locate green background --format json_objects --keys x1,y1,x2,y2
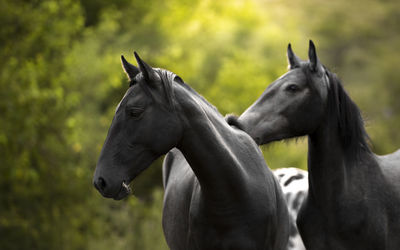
[{"x1": 1, "y1": 0, "x2": 399, "y2": 249}]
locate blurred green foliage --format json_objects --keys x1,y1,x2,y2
[{"x1": 0, "y1": 0, "x2": 399, "y2": 249}]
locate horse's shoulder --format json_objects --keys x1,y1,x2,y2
[
  {"x1": 163, "y1": 148, "x2": 186, "y2": 188},
  {"x1": 231, "y1": 126, "x2": 263, "y2": 155}
]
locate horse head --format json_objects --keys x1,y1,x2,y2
[
  {"x1": 237, "y1": 41, "x2": 330, "y2": 144},
  {"x1": 93, "y1": 53, "x2": 183, "y2": 200}
]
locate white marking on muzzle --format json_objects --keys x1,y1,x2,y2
[{"x1": 122, "y1": 181, "x2": 132, "y2": 193}]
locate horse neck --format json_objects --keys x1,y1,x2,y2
[
  {"x1": 173, "y1": 84, "x2": 251, "y2": 200},
  {"x1": 307, "y1": 115, "x2": 376, "y2": 209}
]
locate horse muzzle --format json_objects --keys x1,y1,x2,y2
[{"x1": 93, "y1": 176, "x2": 132, "y2": 200}]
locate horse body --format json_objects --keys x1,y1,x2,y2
[
  {"x1": 299, "y1": 126, "x2": 400, "y2": 250},
  {"x1": 161, "y1": 82, "x2": 288, "y2": 250},
  {"x1": 379, "y1": 149, "x2": 400, "y2": 185},
  {"x1": 235, "y1": 41, "x2": 400, "y2": 249},
  {"x1": 93, "y1": 53, "x2": 289, "y2": 250}
]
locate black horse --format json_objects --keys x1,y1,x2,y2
[
  {"x1": 232, "y1": 41, "x2": 400, "y2": 249},
  {"x1": 93, "y1": 53, "x2": 289, "y2": 250}
]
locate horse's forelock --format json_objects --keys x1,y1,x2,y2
[{"x1": 300, "y1": 63, "x2": 329, "y2": 97}]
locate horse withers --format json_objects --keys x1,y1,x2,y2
[
  {"x1": 232, "y1": 41, "x2": 400, "y2": 250},
  {"x1": 93, "y1": 53, "x2": 290, "y2": 250}
]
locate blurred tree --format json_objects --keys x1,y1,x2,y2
[{"x1": 0, "y1": 0, "x2": 87, "y2": 249}]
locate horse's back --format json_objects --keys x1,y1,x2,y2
[
  {"x1": 377, "y1": 149, "x2": 400, "y2": 192},
  {"x1": 162, "y1": 148, "x2": 196, "y2": 250},
  {"x1": 374, "y1": 149, "x2": 400, "y2": 249},
  {"x1": 378, "y1": 149, "x2": 400, "y2": 164}
]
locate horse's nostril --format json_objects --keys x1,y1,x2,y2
[
  {"x1": 94, "y1": 177, "x2": 107, "y2": 192},
  {"x1": 99, "y1": 177, "x2": 106, "y2": 189}
]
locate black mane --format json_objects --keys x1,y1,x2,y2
[
  {"x1": 324, "y1": 68, "x2": 371, "y2": 157},
  {"x1": 156, "y1": 68, "x2": 176, "y2": 109},
  {"x1": 155, "y1": 68, "x2": 220, "y2": 114}
]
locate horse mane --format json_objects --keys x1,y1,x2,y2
[
  {"x1": 155, "y1": 68, "x2": 220, "y2": 114},
  {"x1": 311, "y1": 66, "x2": 371, "y2": 158},
  {"x1": 155, "y1": 68, "x2": 176, "y2": 109}
]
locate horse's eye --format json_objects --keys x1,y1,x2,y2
[
  {"x1": 127, "y1": 107, "x2": 144, "y2": 118},
  {"x1": 286, "y1": 84, "x2": 299, "y2": 92}
]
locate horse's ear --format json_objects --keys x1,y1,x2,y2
[
  {"x1": 134, "y1": 51, "x2": 159, "y2": 86},
  {"x1": 287, "y1": 43, "x2": 301, "y2": 69},
  {"x1": 308, "y1": 40, "x2": 322, "y2": 72},
  {"x1": 121, "y1": 55, "x2": 139, "y2": 81}
]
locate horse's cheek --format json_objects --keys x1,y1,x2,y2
[{"x1": 156, "y1": 115, "x2": 182, "y2": 154}]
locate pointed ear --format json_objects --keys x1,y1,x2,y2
[
  {"x1": 308, "y1": 40, "x2": 321, "y2": 72},
  {"x1": 287, "y1": 43, "x2": 301, "y2": 69},
  {"x1": 121, "y1": 55, "x2": 139, "y2": 81},
  {"x1": 134, "y1": 51, "x2": 159, "y2": 86}
]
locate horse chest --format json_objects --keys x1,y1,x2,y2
[
  {"x1": 188, "y1": 223, "x2": 259, "y2": 250},
  {"x1": 299, "y1": 197, "x2": 387, "y2": 250},
  {"x1": 188, "y1": 223, "x2": 267, "y2": 250},
  {"x1": 187, "y1": 195, "x2": 269, "y2": 250},
  {"x1": 333, "y1": 200, "x2": 368, "y2": 230}
]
